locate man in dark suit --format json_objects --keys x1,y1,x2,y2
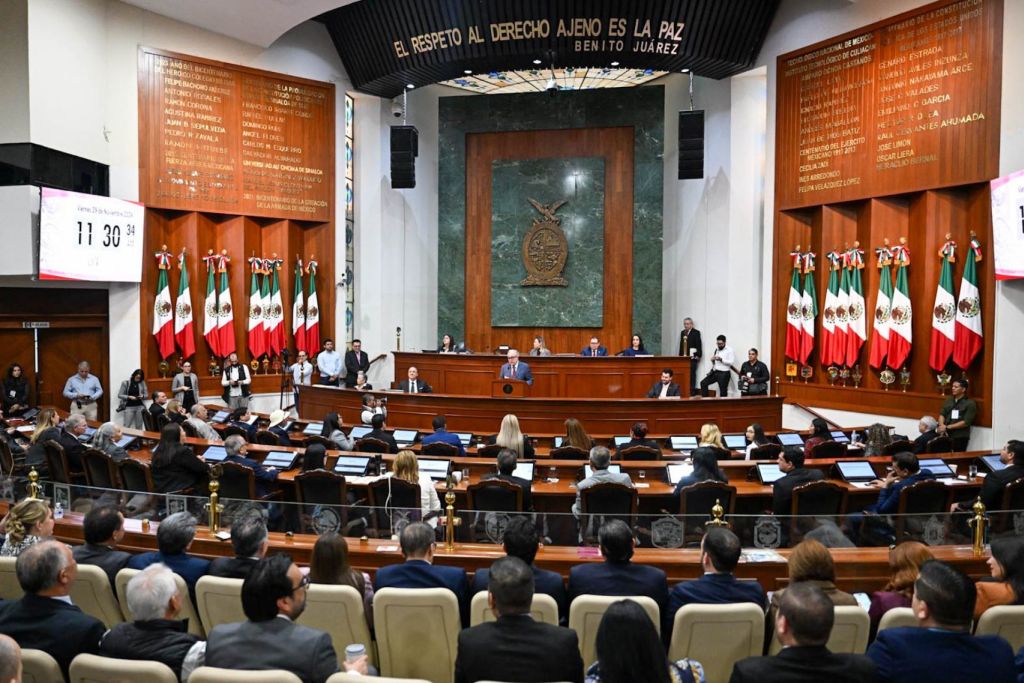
[
  {"x1": 204, "y1": 555, "x2": 342, "y2": 683},
  {"x1": 910, "y1": 416, "x2": 939, "y2": 454},
  {"x1": 363, "y1": 413, "x2": 399, "y2": 453},
  {"x1": 480, "y1": 448, "x2": 533, "y2": 511},
  {"x1": 847, "y1": 451, "x2": 935, "y2": 545},
  {"x1": 498, "y1": 349, "x2": 533, "y2": 386},
  {"x1": 953, "y1": 439, "x2": 1024, "y2": 513},
  {"x1": 567, "y1": 519, "x2": 668, "y2": 617},
  {"x1": 149, "y1": 390, "x2": 168, "y2": 419},
  {"x1": 128, "y1": 512, "x2": 211, "y2": 596},
  {"x1": 678, "y1": 317, "x2": 703, "y2": 396},
  {"x1": 730, "y1": 582, "x2": 876, "y2": 683},
  {"x1": 456, "y1": 557, "x2": 583, "y2": 683},
  {"x1": 772, "y1": 446, "x2": 824, "y2": 515},
  {"x1": 72, "y1": 505, "x2": 132, "y2": 587},
  {"x1": 580, "y1": 336, "x2": 608, "y2": 356},
  {"x1": 58, "y1": 413, "x2": 88, "y2": 472},
  {"x1": 222, "y1": 435, "x2": 280, "y2": 498},
  {"x1": 343, "y1": 338, "x2": 371, "y2": 388},
  {"x1": 646, "y1": 368, "x2": 681, "y2": 399},
  {"x1": 470, "y1": 516, "x2": 568, "y2": 623},
  {"x1": 208, "y1": 510, "x2": 268, "y2": 579},
  {"x1": 420, "y1": 415, "x2": 466, "y2": 456},
  {"x1": 374, "y1": 522, "x2": 469, "y2": 624},
  {"x1": 0, "y1": 541, "x2": 106, "y2": 677},
  {"x1": 666, "y1": 527, "x2": 765, "y2": 637},
  {"x1": 615, "y1": 422, "x2": 663, "y2": 457},
  {"x1": 396, "y1": 366, "x2": 432, "y2": 393},
  {"x1": 867, "y1": 560, "x2": 1016, "y2": 683}
]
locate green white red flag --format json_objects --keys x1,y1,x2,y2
[
  {"x1": 292, "y1": 258, "x2": 306, "y2": 353},
  {"x1": 835, "y1": 252, "x2": 850, "y2": 366},
  {"x1": 785, "y1": 249, "x2": 803, "y2": 362},
  {"x1": 868, "y1": 245, "x2": 894, "y2": 369},
  {"x1": 953, "y1": 236, "x2": 984, "y2": 369},
  {"x1": 305, "y1": 258, "x2": 320, "y2": 353},
  {"x1": 267, "y1": 259, "x2": 286, "y2": 356},
  {"x1": 844, "y1": 246, "x2": 866, "y2": 366},
  {"x1": 202, "y1": 251, "x2": 220, "y2": 357},
  {"x1": 247, "y1": 256, "x2": 267, "y2": 359},
  {"x1": 929, "y1": 240, "x2": 957, "y2": 371},
  {"x1": 821, "y1": 251, "x2": 842, "y2": 366},
  {"x1": 216, "y1": 252, "x2": 235, "y2": 357},
  {"x1": 152, "y1": 249, "x2": 175, "y2": 359},
  {"x1": 175, "y1": 249, "x2": 195, "y2": 359},
  {"x1": 799, "y1": 251, "x2": 818, "y2": 365},
  {"x1": 887, "y1": 242, "x2": 913, "y2": 369}
]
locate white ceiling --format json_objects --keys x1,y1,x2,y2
[{"x1": 120, "y1": 0, "x2": 357, "y2": 48}]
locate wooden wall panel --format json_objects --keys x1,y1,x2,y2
[{"x1": 464, "y1": 127, "x2": 635, "y2": 354}]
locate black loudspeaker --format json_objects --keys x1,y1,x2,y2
[
  {"x1": 678, "y1": 111, "x2": 705, "y2": 180},
  {"x1": 390, "y1": 125, "x2": 418, "y2": 189}
]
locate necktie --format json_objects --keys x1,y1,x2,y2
[
  {"x1": 512, "y1": 364, "x2": 516, "y2": 377},
  {"x1": 412, "y1": 381, "x2": 417, "y2": 394}
]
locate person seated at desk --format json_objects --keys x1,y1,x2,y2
[
  {"x1": 858, "y1": 422, "x2": 893, "y2": 457},
  {"x1": 267, "y1": 409, "x2": 293, "y2": 446},
  {"x1": 952, "y1": 440, "x2": 1024, "y2": 514},
  {"x1": 766, "y1": 539, "x2": 858, "y2": 631},
  {"x1": 868, "y1": 541, "x2": 934, "y2": 636},
  {"x1": 803, "y1": 417, "x2": 833, "y2": 456},
  {"x1": 90, "y1": 422, "x2": 129, "y2": 462},
  {"x1": 321, "y1": 411, "x2": 353, "y2": 451},
  {"x1": 672, "y1": 447, "x2": 728, "y2": 496},
  {"x1": 208, "y1": 508, "x2": 268, "y2": 579},
  {"x1": 772, "y1": 446, "x2": 825, "y2": 515},
  {"x1": 646, "y1": 368, "x2": 681, "y2": 398},
  {"x1": 867, "y1": 560, "x2": 1016, "y2": 683},
  {"x1": 383, "y1": 451, "x2": 442, "y2": 527},
  {"x1": 302, "y1": 443, "x2": 327, "y2": 471},
  {"x1": 529, "y1": 335, "x2": 551, "y2": 356},
  {"x1": 149, "y1": 390, "x2": 169, "y2": 420},
  {"x1": 396, "y1": 366, "x2": 431, "y2": 393},
  {"x1": 352, "y1": 371, "x2": 372, "y2": 391},
  {"x1": 482, "y1": 448, "x2": 533, "y2": 511},
  {"x1": 26, "y1": 406, "x2": 59, "y2": 468},
  {"x1": 488, "y1": 413, "x2": 535, "y2": 459},
  {"x1": 562, "y1": 418, "x2": 595, "y2": 451},
  {"x1": 57, "y1": 413, "x2": 88, "y2": 472},
  {"x1": 72, "y1": 506, "x2": 132, "y2": 587},
  {"x1": 128, "y1": 512, "x2": 211, "y2": 596},
  {"x1": 846, "y1": 452, "x2": 935, "y2": 546},
  {"x1": 616, "y1": 421, "x2": 662, "y2": 457},
  {"x1": 498, "y1": 348, "x2": 533, "y2": 386},
  {"x1": 0, "y1": 498, "x2": 53, "y2": 557},
  {"x1": 185, "y1": 404, "x2": 221, "y2": 442},
  {"x1": 227, "y1": 406, "x2": 257, "y2": 441},
  {"x1": 420, "y1": 414, "x2": 465, "y2": 456},
  {"x1": 973, "y1": 536, "x2": 1024, "y2": 620},
  {"x1": 438, "y1": 333, "x2": 456, "y2": 353},
  {"x1": 224, "y1": 434, "x2": 279, "y2": 498},
  {"x1": 581, "y1": 336, "x2": 608, "y2": 357},
  {"x1": 364, "y1": 413, "x2": 398, "y2": 453},
  {"x1": 164, "y1": 399, "x2": 188, "y2": 425},
  {"x1": 572, "y1": 446, "x2": 633, "y2": 518},
  {"x1": 911, "y1": 415, "x2": 939, "y2": 455},
  {"x1": 151, "y1": 423, "x2": 208, "y2": 494},
  {"x1": 698, "y1": 422, "x2": 726, "y2": 451},
  {"x1": 744, "y1": 423, "x2": 772, "y2": 460},
  {"x1": 619, "y1": 333, "x2": 649, "y2": 356},
  {"x1": 0, "y1": 409, "x2": 26, "y2": 460}
]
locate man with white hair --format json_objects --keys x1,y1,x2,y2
[
  {"x1": 912, "y1": 415, "x2": 939, "y2": 455},
  {"x1": 57, "y1": 413, "x2": 89, "y2": 472},
  {"x1": 185, "y1": 404, "x2": 221, "y2": 442},
  {"x1": 63, "y1": 360, "x2": 102, "y2": 421},
  {"x1": 99, "y1": 563, "x2": 204, "y2": 682},
  {"x1": 0, "y1": 634, "x2": 20, "y2": 683},
  {"x1": 127, "y1": 512, "x2": 210, "y2": 595}
]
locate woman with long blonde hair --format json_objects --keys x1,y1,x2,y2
[
  {"x1": 0, "y1": 498, "x2": 54, "y2": 557},
  {"x1": 563, "y1": 418, "x2": 594, "y2": 451},
  {"x1": 491, "y1": 414, "x2": 535, "y2": 458},
  {"x1": 26, "y1": 407, "x2": 60, "y2": 467},
  {"x1": 698, "y1": 423, "x2": 725, "y2": 450},
  {"x1": 389, "y1": 450, "x2": 441, "y2": 527}
]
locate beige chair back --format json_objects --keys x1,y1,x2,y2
[
  {"x1": 69, "y1": 653, "x2": 178, "y2": 683},
  {"x1": 373, "y1": 587, "x2": 461, "y2": 683},
  {"x1": 115, "y1": 567, "x2": 204, "y2": 637},
  {"x1": 298, "y1": 584, "x2": 376, "y2": 668},
  {"x1": 876, "y1": 607, "x2": 918, "y2": 632},
  {"x1": 568, "y1": 594, "x2": 660, "y2": 669},
  {"x1": 469, "y1": 591, "x2": 559, "y2": 627},
  {"x1": 0, "y1": 556, "x2": 23, "y2": 600},
  {"x1": 195, "y1": 576, "x2": 246, "y2": 633},
  {"x1": 189, "y1": 667, "x2": 302, "y2": 683},
  {"x1": 975, "y1": 605, "x2": 1024, "y2": 651},
  {"x1": 768, "y1": 605, "x2": 870, "y2": 655},
  {"x1": 69, "y1": 564, "x2": 125, "y2": 628},
  {"x1": 668, "y1": 603, "x2": 764, "y2": 683},
  {"x1": 326, "y1": 676, "x2": 431, "y2": 683},
  {"x1": 21, "y1": 649, "x2": 62, "y2": 683}
]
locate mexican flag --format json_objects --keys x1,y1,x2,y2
[
  {"x1": 247, "y1": 257, "x2": 267, "y2": 359},
  {"x1": 203, "y1": 252, "x2": 220, "y2": 357},
  {"x1": 292, "y1": 258, "x2": 306, "y2": 353},
  {"x1": 799, "y1": 253, "x2": 818, "y2": 365},
  {"x1": 868, "y1": 249, "x2": 893, "y2": 369},
  {"x1": 820, "y1": 252, "x2": 841, "y2": 366},
  {"x1": 152, "y1": 251, "x2": 175, "y2": 359},
  {"x1": 929, "y1": 241, "x2": 956, "y2": 371},
  {"x1": 259, "y1": 259, "x2": 274, "y2": 355},
  {"x1": 835, "y1": 255, "x2": 850, "y2": 366},
  {"x1": 305, "y1": 259, "x2": 321, "y2": 353},
  {"x1": 887, "y1": 245, "x2": 913, "y2": 369},
  {"x1": 268, "y1": 259, "x2": 286, "y2": 356},
  {"x1": 175, "y1": 250, "x2": 196, "y2": 359},
  {"x1": 845, "y1": 247, "x2": 866, "y2": 367},
  {"x1": 784, "y1": 252, "x2": 803, "y2": 362},
  {"x1": 216, "y1": 253, "x2": 236, "y2": 357},
  {"x1": 953, "y1": 237, "x2": 984, "y2": 369}
]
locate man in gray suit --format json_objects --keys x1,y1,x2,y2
[
  {"x1": 203, "y1": 555, "x2": 345, "y2": 683},
  {"x1": 572, "y1": 445, "x2": 633, "y2": 518}
]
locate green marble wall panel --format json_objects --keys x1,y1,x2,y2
[
  {"x1": 490, "y1": 157, "x2": 604, "y2": 327},
  {"x1": 438, "y1": 86, "x2": 664, "y2": 350}
]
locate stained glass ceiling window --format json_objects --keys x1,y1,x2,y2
[{"x1": 441, "y1": 67, "x2": 667, "y2": 94}]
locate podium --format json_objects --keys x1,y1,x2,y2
[{"x1": 491, "y1": 378, "x2": 530, "y2": 398}]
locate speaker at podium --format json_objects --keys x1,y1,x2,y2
[{"x1": 491, "y1": 378, "x2": 530, "y2": 398}]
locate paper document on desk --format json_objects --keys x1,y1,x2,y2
[
  {"x1": 634, "y1": 483, "x2": 651, "y2": 488},
  {"x1": 741, "y1": 549, "x2": 785, "y2": 563},
  {"x1": 849, "y1": 481, "x2": 878, "y2": 488},
  {"x1": 15, "y1": 425, "x2": 33, "y2": 433}
]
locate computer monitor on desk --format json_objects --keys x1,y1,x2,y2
[
  {"x1": 454, "y1": 432, "x2": 473, "y2": 447},
  {"x1": 202, "y1": 446, "x2": 228, "y2": 462},
  {"x1": 755, "y1": 463, "x2": 786, "y2": 484},
  {"x1": 349, "y1": 425, "x2": 371, "y2": 440},
  {"x1": 666, "y1": 463, "x2": 695, "y2": 485},
  {"x1": 303, "y1": 422, "x2": 323, "y2": 436},
  {"x1": 776, "y1": 433, "x2": 805, "y2": 447},
  {"x1": 512, "y1": 461, "x2": 535, "y2": 481},
  {"x1": 669, "y1": 435, "x2": 698, "y2": 451},
  {"x1": 392, "y1": 429, "x2": 418, "y2": 447},
  {"x1": 419, "y1": 458, "x2": 452, "y2": 481},
  {"x1": 334, "y1": 455, "x2": 372, "y2": 476},
  {"x1": 723, "y1": 434, "x2": 747, "y2": 450},
  {"x1": 982, "y1": 454, "x2": 1007, "y2": 472},
  {"x1": 583, "y1": 464, "x2": 622, "y2": 479}
]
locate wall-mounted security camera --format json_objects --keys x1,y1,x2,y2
[{"x1": 390, "y1": 98, "x2": 404, "y2": 118}]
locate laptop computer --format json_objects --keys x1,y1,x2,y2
[
  {"x1": 334, "y1": 455, "x2": 372, "y2": 476},
  {"x1": 202, "y1": 445, "x2": 228, "y2": 462},
  {"x1": 613, "y1": 436, "x2": 631, "y2": 447},
  {"x1": 302, "y1": 422, "x2": 323, "y2": 436},
  {"x1": 723, "y1": 434, "x2": 747, "y2": 450},
  {"x1": 21, "y1": 408, "x2": 40, "y2": 421},
  {"x1": 830, "y1": 430, "x2": 850, "y2": 443},
  {"x1": 836, "y1": 460, "x2": 877, "y2": 482},
  {"x1": 980, "y1": 454, "x2": 1006, "y2": 473},
  {"x1": 454, "y1": 432, "x2": 473, "y2": 447},
  {"x1": 263, "y1": 451, "x2": 299, "y2": 469},
  {"x1": 210, "y1": 410, "x2": 231, "y2": 424},
  {"x1": 78, "y1": 426, "x2": 97, "y2": 442},
  {"x1": 512, "y1": 461, "x2": 535, "y2": 481},
  {"x1": 349, "y1": 425, "x2": 371, "y2": 440},
  {"x1": 115, "y1": 435, "x2": 138, "y2": 450},
  {"x1": 670, "y1": 435, "x2": 699, "y2": 451},
  {"x1": 392, "y1": 429, "x2": 418, "y2": 447},
  {"x1": 776, "y1": 432, "x2": 805, "y2": 447},
  {"x1": 584, "y1": 464, "x2": 622, "y2": 479},
  {"x1": 666, "y1": 462, "x2": 695, "y2": 485},
  {"x1": 553, "y1": 436, "x2": 564, "y2": 448},
  {"x1": 418, "y1": 458, "x2": 452, "y2": 482},
  {"x1": 918, "y1": 458, "x2": 957, "y2": 479},
  {"x1": 755, "y1": 463, "x2": 787, "y2": 484}
]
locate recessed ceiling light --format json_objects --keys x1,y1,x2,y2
[
  {"x1": 406, "y1": 83, "x2": 415, "y2": 89},
  {"x1": 681, "y1": 68, "x2": 690, "y2": 73},
  {"x1": 463, "y1": 69, "x2": 472, "y2": 75},
  {"x1": 532, "y1": 59, "x2": 542, "y2": 65},
  {"x1": 610, "y1": 61, "x2": 620, "y2": 67}
]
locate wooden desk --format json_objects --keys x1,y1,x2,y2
[
  {"x1": 394, "y1": 351, "x2": 692, "y2": 398},
  {"x1": 296, "y1": 385, "x2": 784, "y2": 436}
]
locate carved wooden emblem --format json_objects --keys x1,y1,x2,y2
[{"x1": 521, "y1": 198, "x2": 568, "y2": 287}]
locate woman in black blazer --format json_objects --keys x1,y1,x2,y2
[{"x1": 150, "y1": 423, "x2": 208, "y2": 493}]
